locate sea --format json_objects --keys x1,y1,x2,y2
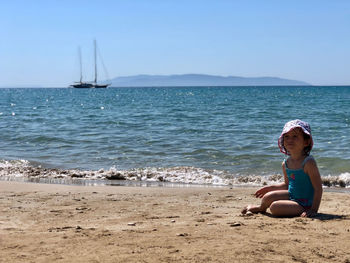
[{"x1": 0, "y1": 86, "x2": 349, "y2": 188}]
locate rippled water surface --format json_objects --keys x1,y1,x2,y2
[{"x1": 0, "y1": 86, "x2": 349, "y2": 185}]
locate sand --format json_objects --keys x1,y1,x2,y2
[{"x1": 0, "y1": 181, "x2": 349, "y2": 263}]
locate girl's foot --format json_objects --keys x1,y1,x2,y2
[{"x1": 241, "y1": 205, "x2": 262, "y2": 214}]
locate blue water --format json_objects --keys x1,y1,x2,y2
[{"x1": 0, "y1": 86, "x2": 349, "y2": 186}]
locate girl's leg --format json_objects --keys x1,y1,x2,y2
[
  {"x1": 269, "y1": 200, "x2": 305, "y2": 217},
  {"x1": 242, "y1": 190, "x2": 289, "y2": 214}
]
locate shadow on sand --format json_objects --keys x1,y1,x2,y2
[
  {"x1": 261, "y1": 212, "x2": 348, "y2": 221},
  {"x1": 312, "y1": 213, "x2": 348, "y2": 221}
]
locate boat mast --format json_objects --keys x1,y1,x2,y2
[
  {"x1": 94, "y1": 39, "x2": 97, "y2": 84},
  {"x1": 78, "y1": 46, "x2": 83, "y2": 83}
]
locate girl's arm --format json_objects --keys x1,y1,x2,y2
[
  {"x1": 302, "y1": 158, "x2": 323, "y2": 217},
  {"x1": 254, "y1": 162, "x2": 289, "y2": 198}
]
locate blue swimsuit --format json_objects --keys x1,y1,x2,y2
[{"x1": 284, "y1": 156, "x2": 314, "y2": 208}]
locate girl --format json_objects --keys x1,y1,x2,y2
[{"x1": 242, "y1": 119, "x2": 323, "y2": 217}]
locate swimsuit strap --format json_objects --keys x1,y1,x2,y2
[
  {"x1": 284, "y1": 155, "x2": 313, "y2": 169},
  {"x1": 301, "y1": 155, "x2": 314, "y2": 168}
]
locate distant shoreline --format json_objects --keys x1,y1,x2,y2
[
  {"x1": 108, "y1": 74, "x2": 311, "y2": 87},
  {"x1": 2, "y1": 73, "x2": 313, "y2": 88},
  {"x1": 2, "y1": 85, "x2": 350, "y2": 89}
]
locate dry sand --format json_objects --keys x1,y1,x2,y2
[{"x1": 0, "y1": 181, "x2": 349, "y2": 263}]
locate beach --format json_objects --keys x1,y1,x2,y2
[{"x1": 1, "y1": 181, "x2": 349, "y2": 263}]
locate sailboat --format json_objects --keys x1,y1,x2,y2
[{"x1": 71, "y1": 40, "x2": 110, "y2": 88}]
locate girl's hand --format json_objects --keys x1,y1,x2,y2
[
  {"x1": 300, "y1": 209, "x2": 317, "y2": 218},
  {"x1": 254, "y1": 186, "x2": 271, "y2": 198}
]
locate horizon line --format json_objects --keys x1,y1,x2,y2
[{"x1": 1, "y1": 84, "x2": 350, "y2": 89}]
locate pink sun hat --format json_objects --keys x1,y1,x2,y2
[{"x1": 278, "y1": 119, "x2": 313, "y2": 155}]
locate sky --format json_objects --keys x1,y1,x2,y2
[{"x1": 1, "y1": 0, "x2": 350, "y2": 87}]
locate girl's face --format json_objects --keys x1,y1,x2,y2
[{"x1": 283, "y1": 128, "x2": 310, "y2": 155}]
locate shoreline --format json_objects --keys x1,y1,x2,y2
[
  {"x1": 1, "y1": 180, "x2": 349, "y2": 262},
  {"x1": 2, "y1": 159, "x2": 350, "y2": 189},
  {"x1": 1, "y1": 176, "x2": 349, "y2": 194}
]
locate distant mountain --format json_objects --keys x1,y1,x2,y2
[{"x1": 109, "y1": 74, "x2": 310, "y2": 87}]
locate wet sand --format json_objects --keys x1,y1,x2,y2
[{"x1": 0, "y1": 181, "x2": 349, "y2": 263}]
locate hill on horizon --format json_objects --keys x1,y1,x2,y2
[{"x1": 108, "y1": 74, "x2": 310, "y2": 87}]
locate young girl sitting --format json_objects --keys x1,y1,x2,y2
[{"x1": 242, "y1": 119, "x2": 323, "y2": 217}]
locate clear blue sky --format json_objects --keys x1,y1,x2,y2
[{"x1": 1, "y1": 0, "x2": 350, "y2": 87}]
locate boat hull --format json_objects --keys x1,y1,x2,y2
[{"x1": 71, "y1": 83, "x2": 109, "y2": 88}]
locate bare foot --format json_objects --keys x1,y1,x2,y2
[{"x1": 241, "y1": 205, "x2": 262, "y2": 215}]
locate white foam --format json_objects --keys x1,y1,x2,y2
[
  {"x1": 339, "y1": 172, "x2": 350, "y2": 183},
  {"x1": 0, "y1": 159, "x2": 29, "y2": 168},
  {"x1": 322, "y1": 173, "x2": 350, "y2": 188},
  {"x1": 0, "y1": 159, "x2": 349, "y2": 188}
]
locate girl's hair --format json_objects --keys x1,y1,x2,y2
[{"x1": 301, "y1": 130, "x2": 312, "y2": 156}]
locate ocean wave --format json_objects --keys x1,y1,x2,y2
[{"x1": 1, "y1": 159, "x2": 349, "y2": 188}]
